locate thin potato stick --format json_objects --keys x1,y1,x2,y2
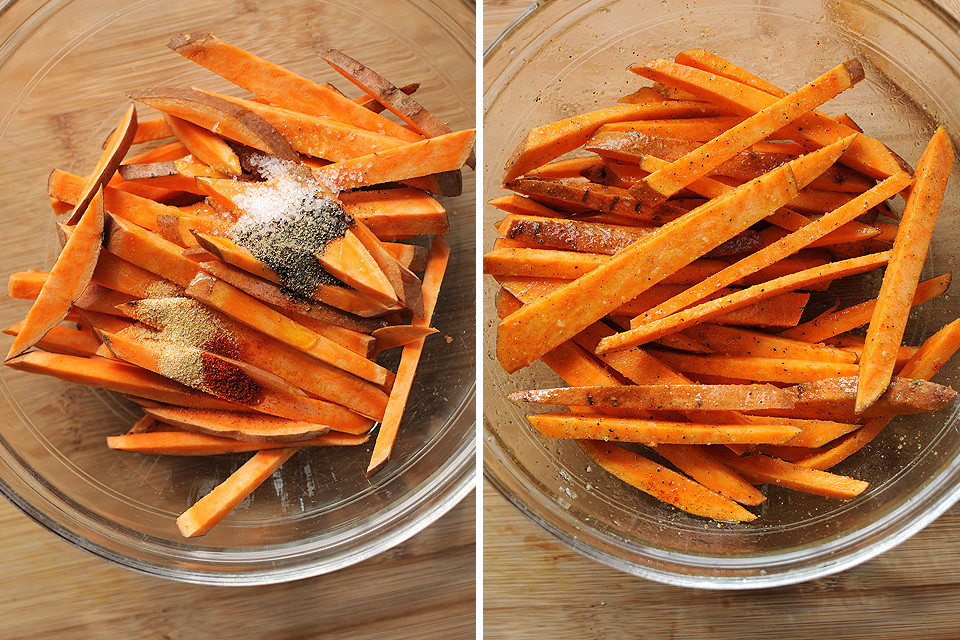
[
  {"x1": 631, "y1": 59, "x2": 863, "y2": 204},
  {"x1": 497, "y1": 163, "x2": 799, "y2": 373},
  {"x1": 502, "y1": 102, "x2": 728, "y2": 181},
  {"x1": 596, "y1": 251, "x2": 890, "y2": 353},
  {"x1": 633, "y1": 171, "x2": 912, "y2": 324},
  {"x1": 528, "y1": 412, "x2": 801, "y2": 445},
  {"x1": 579, "y1": 440, "x2": 757, "y2": 522},
  {"x1": 856, "y1": 127, "x2": 954, "y2": 412},
  {"x1": 177, "y1": 447, "x2": 299, "y2": 537},
  {"x1": 631, "y1": 57, "x2": 907, "y2": 179},
  {"x1": 510, "y1": 383, "x2": 794, "y2": 411},
  {"x1": 6, "y1": 191, "x2": 105, "y2": 360},
  {"x1": 779, "y1": 272, "x2": 952, "y2": 342},
  {"x1": 167, "y1": 33, "x2": 421, "y2": 143},
  {"x1": 107, "y1": 430, "x2": 368, "y2": 455},
  {"x1": 799, "y1": 318, "x2": 960, "y2": 470},
  {"x1": 366, "y1": 235, "x2": 449, "y2": 477}
]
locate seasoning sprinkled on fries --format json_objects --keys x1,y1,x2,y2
[
  {"x1": 488, "y1": 49, "x2": 956, "y2": 523},
  {"x1": 6, "y1": 33, "x2": 474, "y2": 537}
]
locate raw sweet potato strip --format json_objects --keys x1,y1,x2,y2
[
  {"x1": 164, "y1": 114, "x2": 241, "y2": 176},
  {"x1": 312, "y1": 129, "x2": 475, "y2": 193},
  {"x1": 675, "y1": 48, "x2": 909, "y2": 176},
  {"x1": 107, "y1": 429, "x2": 368, "y2": 456},
  {"x1": 128, "y1": 87, "x2": 299, "y2": 162},
  {"x1": 184, "y1": 273, "x2": 393, "y2": 387},
  {"x1": 630, "y1": 58, "x2": 907, "y2": 179},
  {"x1": 505, "y1": 177, "x2": 686, "y2": 222},
  {"x1": 66, "y1": 104, "x2": 136, "y2": 225},
  {"x1": 318, "y1": 49, "x2": 468, "y2": 160},
  {"x1": 104, "y1": 214, "x2": 202, "y2": 287},
  {"x1": 597, "y1": 251, "x2": 890, "y2": 353},
  {"x1": 713, "y1": 448, "x2": 868, "y2": 499},
  {"x1": 350, "y1": 218, "x2": 424, "y2": 317},
  {"x1": 3, "y1": 320, "x2": 101, "y2": 357},
  {"x1": 167, "y1": 33, "x2": 421, "y2": 143},
  {"x1": 510, "y1": 383, "x2": 795, "y2": 411},
  {"x1": 339, "y1": 188, "x2": 449, "y2": 239},
  {"x1": 856, "y1": 127, "x2": 954, "y2": 412},
  {"x1": 118, "y1": 117, "x2": 173, "y2": 145},
  {"x1": 117, "y1": 298, "x2": 388, "y2": 420},
  {"x1": 648, "y1": 350, "x2": 859, "y2": 384},
  {"x1": 775, "y1": 376, "x2": 957, "y2": 421},
  {"x1": 201, "y1": 89, "x2": 408, "y2": 161},
  {"x1": 6, "y1": 351, "x2": 238, "y2": 410},
  {"x1": 502, "y1": 102, "x2": 728, "y2": 182},
  {"x1": 517, "y1": 310, "x2": 765, "y2": 506},
  {"x1": 527, "y1": 157, "x2": 604, "y2": 179},
  {"x1": 7, "y1": 191, "x2": 105, "y2": 360},
  {"x1": 317, "y1": 229, "x2": 400, "y2": 307},
  {"x1": 353, "y1": 82, "x2": 419, "y2": 113},
  {"x1": 631, "y1": 59, "x2": 863, "y2": 204},
  {"x1": 800, "y1": 318, "x2": 960, "y2": 470},
  {"x1": 98, "y1": 328, "x2": 374, "y2": 431},
  {"x1": 681, "y1": 324, "x2": 857, "y2": 364},
  {"x1": 177, "y1": 446, "x2": 299, "y2": 537},
  {"x1": 528, "y1": 412, "x2": 801, "y2": 445},
  {"x1": 366, "y1": 235, "x2": 449, "y2": 478},
  {"x1": 371, "y1": 325, "x2": 438, "y2": 355},
  {"x1": 497, "y1": 164, "x2": 799, "y2": 373},
  {"x1": 579, "y1": 440, "x2": 757, "y2": 522},
  {"x1": 142, "y1": 405, "x2": 336, "y2": 442},
  {"x1": 590, "y1": 117, "x2": 743, "y2": 144},
  {"x1": 196, "y1": 261, "x2": 388, "y2": 329},
  {"x1": 779, "y1": 272, "x2": 952, "y2": 342},
  {"x1": 635, "y1": 171, "x2": 912, "y2": 324},
  {"x1": 497, "y1": 274, "x2": 809, "y2": 328}
]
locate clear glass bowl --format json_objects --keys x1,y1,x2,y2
[
  {"x1": 483, "y1": 0, "x2": 960, "y2": 588},
  {"x1": 0, "y1": 0, "x2": 475, "y2": 585}
]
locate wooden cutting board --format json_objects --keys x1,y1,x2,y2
[{"x1": 482, "y1": 2, "x2": 960, "y2": 639}]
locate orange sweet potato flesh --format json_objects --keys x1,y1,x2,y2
[
  {"x1": 349, "y1": 218, "x2": 424, "y2": 317},
  {"x1": 107, "y1": 429, "x2": 368, "y2": 455},
  {"x1": 317, "y1": 229, "x2": 399, "y2": 307},
  {"x1": 128, "y1": 87, "x2": 299, "y2": 162},
  {"x1": 857, "y1": 127, "x2": 954, "y2": 412},
  {"x1": 164, "y1": 114, "x2": 241, "y2": 176},
  {"x1": 496, "y1": 163, "x2": 799, "y2": 373},
  {"x1": 177, "y1": 447, "x2": 299, "y2": 537},
  {"x1": 5, "y1": 351, "x2": 238, "y2": 410},
  {"x1": 66, "y1": 104, "x2": 137, "y2": 225},
  {"x1": 167, "y1": 33, "x2": 421, "y2": 143},
  {"x1": 367, "y1": 235, "x2": 449, "y2": 477},
  {"x1": 142, "y1": 406, "x2": 331, "y2": 443},
  {"x1": 579, "y1": 440, "x2": 757, "y2": 522},
  {"x1": 7, "y1": 190, "x2": 105, "y2": 360},
  {"x1": 338, "y1": 188, "x2": 449, "y2": 239},
  {"x1": 312, "y1": 129, "x2": 475, "y2": 192}
]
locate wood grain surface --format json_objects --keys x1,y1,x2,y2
[
  {"x1": 0, "y1": 490, "x2": 474, "y2": 640},
  {"x1": 482, "y1": 2, "x2": 960, "y2": 639}
]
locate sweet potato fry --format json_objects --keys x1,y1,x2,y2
[
  {"x1": 6, "y1": 351, "x2": 238, "y2": 410},
  {"x1": 167, "y1": 33, "x2": 420, "y2": 143},
  {"x1": 681, "y1": 324, "x2": 856, "y2": 363},
  {"x1": 510, "y1": 383, "x2": 795, "y2": 411},
  {"x1": 66, "y1": 104, "x2": 137, "y2": 225},
  {"x1": 503, "y1": 102, "x2": 728, "y2": 181},
  {"x1": 529, "y1": 412, "x2": 801, "y2": 445},
  {"x1": 339, "y1": 188, "x2": 449, "y2": 239},
  {"x1": 780, "y1": 272, "x2": 952, "y2": 342},
  {"x1": 634, "y1": 170, "x2": 912, "y2": 324},
  {"x1": 7, "y1": 191, "x2": 105, "y2": 360},
  {"x1": 177, "y1": 447, "x2": 299, "y2": 537},
  {"x1": 631, "y1": 57, "x2": 908, "y2": 179},
  {"x1": 312, "y1": 129, "x2": 475, "y2": 193},
  {"x1": 579, "y1": 440, "x2": 757, "y2": 521},
  {"x1": 164, "y1": 114, "x2": 241, "y2": 176},
  {"x1": 107, "y1": 429, "x2": 368, "y2": 456},
  {"x1": 497, "y1": 164, "x2": 799, "y2": 373},
  {"x1": 648, "y1": 350, "x2": 859, "y2": 384},
  {"x1": 857, "y1": 127, "x2": 954, "y2": 412},
  {"x1": 630, "y1": 59, "x2": 863, "y2": 204},
  {"x1": 366, "y1": 235, "x2": 449, "y2": 477}
]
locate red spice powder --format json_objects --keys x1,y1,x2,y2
[{"x1": 200, "y1": 353, "x2": 264, "y2": 405}]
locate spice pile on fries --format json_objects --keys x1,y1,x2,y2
[
  {"x1": 4, "y1": 33, "x2": 474, "y2": 537},
  {"x1": 487, "y1": 50, "x2": 957, "y2": 522}
]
